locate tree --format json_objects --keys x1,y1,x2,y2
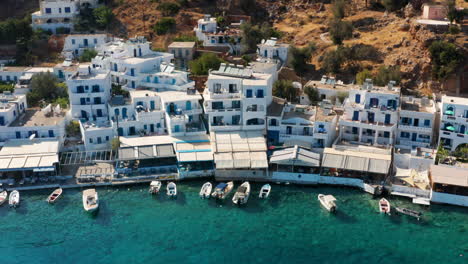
[
  {"x1": 356, "y1": 69, "x2": 373, "y2": 84},
  {"x1": 428, "y1": 41, "x2": 462, "y2": 81},
  {"x1": 321, "y1": 46, "x2": 347, "y2": 74},
  {"x1": 332, "y1": 0, "x2": 346, "y2": 19},
  {"x1": 93, "y1": 6, "x2": 114, "y2": 30},
  {"x1": 189, "y1": 53, "x2": 222, "y2": 75},
  {"x1": 27, "y1": 72, "x2": 67, "y2": 106},
  {"x1": 66, "y1": 120, "x2": 81, "y2": 137},
  {"x1": 241, "y1": 22, "x2": 281, "y2": 54},
  {"x1": 0, "y1": 82, "x2": 14, "y2": 93},
  {"x1": 154, "y1": 17, "x2": 176, "y2": 35},
  {"x1": 446, "y1": 0, "x2": 464, "y2": 24},
  {"x1": 303, "y1": 85, "x2": 320, "y2": 105},
  {"x1": 336, "y1": 91, "x2": 349, "y2": 104},
  {"x1": 329, "y1": 19, "x2": 353, "y2": 45},
  {"x1": 288, "y1": 42, "x2": 316, "y2": 76},
  {"x1": 382, "y1": 0, "x2": 409, "y2": 12},
  {"x1": 273, "y1": 80, "x2": 298, "y2": 102},
  {"x1": 436, "y1": 144, "x2": 450, "y2": 164},
  {"x1": 79, "y1": 49, "x2": 97, "y2": 62}
]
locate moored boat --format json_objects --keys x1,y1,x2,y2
[
  {"x1": 318, "y1": 194, "x2": 337, "y2": 212},
  {"x1": 259, "y1": 184, "x2": 271, "y2": 199},
  {"x1": 211, "y1": 181, "x2": 234, "y2": 200},
  {"x1": 82, "y1": 189, "x2": 99, "y2": 212},
  {"x1": 379, "y1": 198, "x2": 391, "y2": 214},
  {"x1": 167, "y1": 182, "x2": 177, "y2": 197},
  {"x1": 149, "y1": 181, "x2": 162, "y2": 194},
  {"x1": 9, "y1": 190, "x2": 20, "y2": 208},
  {"x1": 232, "y1": 182, "x2": 250, "y2": 205},
  {"x1": 47, "y1": 188, "x2": 63, "y2": 204},
  {"x1": 395, "y1": 207, "x2": 422, "y2": 220},
  {"x1": 0, "y1": 190, "x2": 7, "y2": 206},
  {"x1": 199, "y1": 182, "x2": 212, "y2": 199}
]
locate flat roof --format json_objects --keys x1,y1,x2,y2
[
  {"x1": 270, "y1": 146, "x2": 321, "y2": 167},
  {"x1": 168, "y1": 42, "x2": 196, "y2": 48},
  {"x1": 442, "y1": 95, "x2": 468, "y2": 106},
  {"x1": 400, "y1": 96, "x2": 435, "y2": 113},
  {"x1": 9, "y1": 108, "x2": 66, "y2": 127},
  {"x1": 0, "y1": 138, "x2": 59, "y2": 156},
  {"x1": 158, "y1": 90, "x2": 202, "y2": 102},
  {"x1": 267, "y1": 96, "x2": 286, "y2": 117},
  {"x1": 431, "y1": 165, "x2": 468, "y2": 187},
  {"x1": 322, "y1": 147, "x2": 391, "y2": 174}
]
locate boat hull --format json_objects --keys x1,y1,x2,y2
[
  {"x1": 8, "y1": 191, "x2": 20, "y2": 208},
  {"x1": 82, "y1": 189, "x2": 99, "y2": 212},
  {"x1": 318, "y1": 194, "x2": 337, "y2": 212},
  {"x1": 200, "y1": 182, "x2": 212, "y2": 199},
  {"x1": 232, "y1": 182, "x2": 250, "y2": 205},
  {"x1": 47, "y1": 188, "x2": 63, "y2": 204},
  {"x1": 379, "y1": 198, "x2": 391, "y2": 214}
]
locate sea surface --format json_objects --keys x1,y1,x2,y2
[{"x1": 0, "y1": 181, "x2": 467, "y2": 264}]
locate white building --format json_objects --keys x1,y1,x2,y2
[
  {"x1": 194, "y1": 15, "x2": 242, "y2": 54},
  {"x1": 0, "y1": 66, "x2": 56, "y2": 94},
  {"x1": 266, "y1": 98, "x2": 338, "y2": 149},
  {"x1": 91, "y1": 36, "x2": 174, "y2": 91},
  {"x1": 0, "y1": 92, "x2": 67, "y2": 143},
  {"x1": 338, "y1": 79, "x2": 400, "y2": 147},
  {"x1": 31, "y1": 0, "x2": 98, "y2": 34},
  {"x1": 439, "y1": 96, "x2": 468, "y2": 151},
  {"x1": 62, "y1": 34, "x2": 110, "y2": 59},
  {"x1": 301, "y1": 76, "x2": 357, "y2": 106},
  {"x1": 430, "y1": 165, "x2": 468, "y2": 207},
  {"x1": 203, "y1": 63, "x2": 273, "y2": 132},
  {"x1": 396, "y1": 96, "x2": 438, "y2": 150},
  {"x1": 257, "y1": 38, "x2": 289, "y2": 65}
]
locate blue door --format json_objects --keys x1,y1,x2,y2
[
  {"x1": 138, "y1": 48, "x2": 142, "y2": 57},
  {"x1": 355, "y1": 94, "x2": 361, "y2": 103},
  {"x1": 122, "y1": 108, "x2": 127, "y2": 119},
  {"x1": 81, "y1": 110, "x2": 88, "y2": 119},
  {"x1": 0, "y1": 116, "x2": 4, "y2": 126},
  {"x1": 97, "y1": 137, "x2": 102, "y2": 144},
  {"x1": 48, "y1": 130, "x2": 54, "y2": 137},
  {"x1": 352, "y1": 111, "x2": 359, "y2": 121},
  {"x1": 352, "y1": 127, "x2": 358, "y2": 134},
  {"x1": 174, "y1": 125, "x2": 180, "y2": 133},
  {"x1": 130, "y1": 68, "x2": 135, "y2": 76},
  {"x1": 118, "y1": 127, "x2": 123, "y2": 136},
  {"x1": 150, "y1": 124, "x2": 154, "y2": 132},
  {"x1": 368, "y1": 112, "x2": 375, "y2": 123},
  {"x1": 150, "y1": 101, "x2": 155, "y2": 110},
  {"x1": 114, "y1": 63, "x2": 118, "y2": 71},
  {"x1": 96, "y1": 109, "x2": 103, "y2": 117},
  {"x1": 15, "y1": 131, "x2": 21, "y2": 139},
  {"x1": 460, "y1": 125, "x2": 466, "y2": 134},
  {"x1": 114, "y1": 108, "x2": 120, "y2": 117},
  {"x1": 385, "y1": 114, "x2": 391, "y2": 124},
  {"x1": 264, "y1": 50, "x2": 267, "y2": 57},
  {"x1": 246, "y1": 89, "x2": 252, "y2": 98},
  {"x1": 131, "y1": 81, "x2": 135, "y2": 88},
  {"x1": 186, "y1": 101, "x2": 192, "y2": 110},
  {"x1": 80, "y1": 98, "x2": 86, "y2": 105},
  {"x1": 84, "y1": 39, "x2": 88, "y2": 46},
  {"x1": 412, "y1": 133, "x2": 417, "y2": 141}
]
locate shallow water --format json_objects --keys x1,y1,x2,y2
[{"x1": 0, "y1": 181, "x2": 467, "y2": 264}]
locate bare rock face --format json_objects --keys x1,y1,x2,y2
[{"x1": 404, "y1": 3, "x2": 417, "y2": 18}]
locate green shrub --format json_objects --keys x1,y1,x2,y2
[
  {"x1": 428, "y1": 41, "x2": 462, "y2": 80},
  {"x1": 27, "y1": 72, "x2": 67, "y2": 106},
  {"x1": 374, "y1": 66, "x2": 401, "y2": 86},
  {"x1": 154, "y1": 17, "x2": 176, "y2": 35},
  {"x1": 157, "y1": 2, "x2": 181, "y2": 16},
  {"x1": 448, "y1": 25, "x2": 460, "y2": 35},
  {"x1": 66, "y1": 120, "x2": 81, "y2": 137},
  {"x1": 173, "y1": 34, "x2": 197, "y2": 42},
  {"x1": 79, "y1": 49, "x2": 98, "y2": 62},
  {"x1": 288, "y1": 42, "x2": 316, "y2": 75},
  {"x1": 189, "y1": 53, "x2": 222, "y2": 75},
  {"x1": 274, "y1": 80, "x2": 298, "y2": 102},
  {"x1": 356, "y1": 69, "x2": 373, "y2": 84},
  {"x1": 93, "y1": 6, "x2": 115, "y2": 30},
  {"x1": 303, "y1": 85, "x2": 320, "y2": 105},
  {"x1": 332, "y1": 0, "x2": 346, "y2": 19},
  {"x1": 0, "y1": 82, "x2": 14, "y2": 93}
]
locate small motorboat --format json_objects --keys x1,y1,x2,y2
[
  {"x1": 395, "y1": 207, "x2": 422, "y2": 220},
  {"x1": 82, "y1": 189, "x2": 99, "y2": 212},
  {"x1": 232, "y1": 182, "x2": 251, "y2": 205},
  {"x1": 318, "y1": 194, "x2": 337, "y2": 212},
  {"x1": 167, "y1": 182, "x2": 177, "y2": 197},
  {"x1": 0, "y1": 190, "x2": 7, "y2": 206},
  {"x1": 211, "y1": 181, "x2": 234, "y2": 200},
  {"x1": 199, "y1": 182, "x2": 212, "y2": 199},
  {"x1": 259, "y1": 184, "x2": 271, "y2": 199},
  {"x1": 47, "y1": 188, "x2": 63, "y2": 204},
  {"x1": 149, "y1": 181, "x2": 162, "y2": 194},
  {"x1": 379, "y1": 198, "x2": 391, "y2": 214},
  {"x1": 9, "y1": 190, "x2": 20, "y2": 208}
]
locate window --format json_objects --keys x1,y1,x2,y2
[
  {"x1": 92, "y1": 85, "x2": 100, "y2": 92},
  {"x1": 96, "y1": 109, "x2": 103, "y2": 117},
  {"x1": 94, "y1": 38, "x2": 97, "y2": 44},
  {"x1": 256, "y1": 90, "x2": 264, "y2": 98},
  {"x1": 383, "y1": 131, "x2": 390, "y2": 138},
  {"x1": 229, "y1": 84, "x2": 237, "y2": 93},
  {"x1": 48, "y1": 130, "x2": 54, "y2": 137},
  {"x1": 355, "y1": 94, "x2": 361, "y2": 104},
  {"x1": 65, "y1": 7, "x2": 71, "y2": 13},
  {"x1": 89, "y1": 138, "x2": 93, "y2": 144},
  {"x1": 15, "y1": 131, "x2": 21, "y2": 139},
  {"x1": 286, "y1": 126, "x2": 292, "y2": 135},
  {"x1": 424, "y1": 119, "x2": 430, "y2": 127},
  {"x1": 71, "y1": 39, "x2": 75, "y2": 45},
  {"x1": 400, "y1": 132, "x2": 410, "y2": 138},
  {"x1": 246, "y1": 89, "x2": 253, "y2": 98},
  {"x1": 213, "y1": 83, "x2": 222, "y2": 93},
  {"x1": 45, "y1": 8, "x2": 51, "y2": 14},
  {"x1": 212, "y1": 102, "x2": 223, "y2": 110},
  {"x1": 232, "y1": 101, "x2": 240, "y2": 109},
  {"x1": 94, "y1": 97, "x2": 101, "y2": 104},
  {"x1": 270, "y1": 119, "x2": 277, "y2": 126},
  {"x1": 59, "y1": 8, "x2": 61, "y2": 13}
]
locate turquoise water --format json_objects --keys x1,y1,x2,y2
[{"x1": 0, "y1": 181, "x2": 467, "y2": 264}]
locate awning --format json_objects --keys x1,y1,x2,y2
[
  {"x1": 321, "y1": 148, "x2": 391, "y2": 175},
  {"x1": 233, "y1": 152, "x2": 250, "y2": 168},
  {"x1": 270, "y1": 146, "x2": 320, "y2": 167},
  {"x1": 444, "y1": 110, "x2": 454, "y2": 115},
  {"x1": 250, "y1": 152, "x2": 268, "y2": 169},
  {"x1": 215, "y1": 153, "x2": 234, "y2": 169},
  {"x1": 118, "y1": 144, "x2": 175, "y2": 160},
  {"x1": 445, "y1": 126, "x2": 455, "y2": 132}
]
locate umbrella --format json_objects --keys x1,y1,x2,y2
[
  {"x1": 445, "y1": 126, "x2": 455, "y2": 132},
  {"x1": 445, "y1": 110, "x2": 454, "y2": 115}
]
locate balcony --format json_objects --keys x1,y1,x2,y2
[
  {"x1": 340, "y1": 118, "x2": 395, "y2": 129},
  {"x1": 442, "y1": 114, "x2": 468, "y2": 124},
  {"x1": 186, "y1": 121, "x2": 206, "y2": 133},
  {"x1": 398, "y1": 124, "x2": 432, "y2": 133},
  {"x1": 209, "y1": 90, "x2": 241, "y2": 99},
  {"x1": 246, "y1": 105, "x2": 265, "y2": 112}
]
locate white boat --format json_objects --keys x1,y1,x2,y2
[
  {"x1": 47, "y1": 188, "x2": 63, "y2": 204},
  {"x1": 9, "y1": 190, "x2": 20, "y2": 208},
  {"x1": 82, "y1": 189, "x2": 99, "y2": 212},
  {"x1": 211, "y1": 181, "x2": 234, "y2": 200},
  {"x1": 259, "y1": 184, "x2": 271, "y2": 199},
  {"x1": 318, "y1": 194, "x2": 337, "y2": 212},
  {"x1": 167, "y1": 182, "x2": 177, "y2": 197},
  {"x1": 149, "y1": 181, "x2": 162, "y2": 194},
  {"x1": 199, "y1": 182, "x2": 212, "y2": 199},
  {"x1": 379, "y1": 198, "x2": 391, "y2": 214},
  {"x1": 232, "y1": 182, "x2": 251, "y2": 205},
  {"x1": 0, "y1": 191, "x2": 7, "y2": 206}
]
